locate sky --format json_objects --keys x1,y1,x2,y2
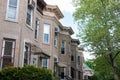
[{"x1": 44, "y1": 0, "x2": 94, "y2": 60}]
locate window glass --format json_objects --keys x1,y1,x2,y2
[
  {"x1": 61, "y1": 40, "x2": 66, "y2": 54},
  {"x1": 1, "y1": 40, "x2": 15, "y2": 68},
  {"x1": 35, "y1": 18, "x2": 39, "y2": 39},
  {"x1": 4, "y1": 41, "x2": 13, "y2": 55},
  {"x1": 24, "y1": 43, "x2": 31, "y2": 66},
  {"x1": 42, "y1": 58, "x2": 48, "y2": 68},
  {"x1": 8, "y1": 7, "x2": 16, "y2": 19},
  {"x1": 78, "y1": 56, "x2": 80, "y2": 65},
  {"x1": 26, "y1": 6, "x2": 33, "y2": 26},
  {"x1": 44, "y1": 24, "x2": 50, "y2": 34},
  {"x1": 6, "y1": 0, "x2": 18, "y2": 20},
  {"x1": 9, "y1": 0, "x2": 17, "y2": 6}
]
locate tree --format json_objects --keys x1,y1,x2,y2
[
  {"x1": 85, "y1": 60, "x2": 95, "y2": 70},
  {"x1": 73, "y1": 0, "x2": 120, "y2": 80}
]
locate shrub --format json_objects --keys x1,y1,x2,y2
[{"x1": 0, "y1": 66, "x2": 53, "y2": 80}]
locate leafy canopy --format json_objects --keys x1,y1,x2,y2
[{"x1": 73, "y1": 0, "x2": 120, "y2": 56}]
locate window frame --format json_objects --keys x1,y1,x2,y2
[
  {"x1": 43, "y1": 23, "x2": 50, "y2": 44},
  {"x1": 61, "y1": 40, "x2": 66, "y2": 54},
  {"x1": 6, "y1": 0, "x2": 19, "y2": 21},
  {"x1": 23, "y1": 43, "x2": 31, "y2": 66},
  {"x1": 78, "y1": 56, "x2": 80, "y2": 65},
  {"x1": 35, "y1": 18, "x2": 39, "y2": 40},
  {"x1": 71, "y1": 50, "x2": 74, "y2": 61},
  {"x1": 26, "y1": 5, "x2": 33, "y2": 27},
  {"x1": 41, "y1": 58, "x2": 49, "y2": 68},
  {"x1": 1, "y1": 39, "x2": 15, "y2": 68}
]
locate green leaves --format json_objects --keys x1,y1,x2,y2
[
  {"x1": 0, "y1": 66, "x2": 53, "y2": 80},
  {"x1": 73, "y1": 0, "x2": 120, "y2": 79}
]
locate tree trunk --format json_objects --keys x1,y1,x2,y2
[
  {"x1": 109, "y1": 53, "x2": 119, "y2": 80},
  {"x1": 113, "y1": 60, "x2": 119, "y2": 80}
]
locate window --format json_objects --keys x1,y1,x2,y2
[
  {"x1": 78, "y1": 56, "x2": 80, "y2": 65},
  {"x1": 71, "y1": 50, "x2": 74, "y2": 61},
  {"x1": 43, "y1": 24, "x2": 50, "y2": 43},
  {"x1": 26, "y1": 5, "x2": 33, "y2": 26},
  {"x1": 6, "y1": 0, "x2": 19, "y2": 21},
  {"x1": 71, "y1": 67, "x2": 74, "y2": 79},
  {"x1": 61, "y1": 40, "x2": 66, "y2": 54},
  {"x1": 23, "y1": 43, "x2": 31, "y2": 66},
  {"x1": 78, "y1": 71, "x2": 80, "y2": 79},
  {"x1": 68, "y1": 66, "x2": 71, "y2": 76},
  {"x1": 33, "y1": 58, "x2": 37, "y2": 67},
  {"x1": 60, "y1": 68, "x2": 66, "y2": 79},
  {"x1": 1, "y1": 39, "x2": 15, "y2": 68},
  {"x1": 54, "y1": 27, "x2": 59, "y2": 47},
  {"x1": 42, "y1": 58, "x2": 48, "y2": 68},
  {"x1": 54, "y1": 57, "x2": 58, "y2": 74},
  {"x1": 54, "y1": 37, "x2": 57, "y2": 46},
  {"x1": 35, "y1": 18, "x2": 39, "y2": 39}
]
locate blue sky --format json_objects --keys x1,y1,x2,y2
[{"x1": 44, "y1": 0, "x2": 94, "y2": 60}]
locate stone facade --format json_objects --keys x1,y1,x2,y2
[{"x1": 0, "y1": 0, "x2": 84, "y2": 80}]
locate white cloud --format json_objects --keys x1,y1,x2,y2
[{"x1": 44, "y1": 0, "x2": 75, "y2": 13}]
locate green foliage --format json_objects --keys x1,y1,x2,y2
[
  {"x1": 85, "y1": 60, "x2": 95, "y2": 69},
  {"x1": 73, "y1": 0, "x2": 120, "y2": 79},
  {"x1": 0, "y1": 66, "x2": 53, "y2": 80}
]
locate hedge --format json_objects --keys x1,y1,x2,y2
[{"x1": 0, "y1": 66, "x2": 53, "y2": 80}]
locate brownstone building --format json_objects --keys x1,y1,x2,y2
[{"x1": 0, "y1": 0, "x2": 84, "y2": 80}]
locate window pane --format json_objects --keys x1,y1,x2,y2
[
  {"x1": 2, "y1": 56, "x2": 12, "y2": 68},
  {"x1": 35, "y1": 19, "x2": 39, "y2": 39},
  {"x1": 44, "y1": 33, "x2": 49, "y2": 43},
  {"x1": 26, "y1": 6, "x2": 32, "y2": 26},
  {"x1": 24, "y1": 44, "x2": 31, "y2": 65},
  {"x1": 61, "y1": 40, "x2": 66, "y2": 54},
  {"x1": 9, "y1": 0, "x2": 17, "y2": 6},
  {"x1": 4, "y1": 41, "x2": 13, "y2": 55},
  {"x1": 42, "y1": 58, "x2": 47, "y2": 68},
  {"x1": 44, "y1": 24, "x2": 50, "y2": 34},
  {"x1": 8, "y1": 6, "x2": 16, "y2": 19}
]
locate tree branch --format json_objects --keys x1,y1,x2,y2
[
  {"x1": 113, "y1": 51, "x2": 120, "y2": 60},
  {"x1": 101, "y1": 53, "x2": 112, "y2": 66}
]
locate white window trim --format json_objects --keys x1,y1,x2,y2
[
  {"x1": 43, "y1": 23, "x2": 50, "y2": 44},
  {"x1": 1, "y1": 40, "x2": 15, "y2": 68},
  {"x1": 6, "y1": 0, "x2": 19, "y2": 22}
]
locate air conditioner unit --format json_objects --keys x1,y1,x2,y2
[
  {"x1": 55, "y1": 27, "x2": 59, "y2": 33},
  {"x1": 28, "y1": 0, "x2": 35, "y2": 9},
  {"x1": 54, "y1": 57, "x2": 59, "y2": 63}
]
